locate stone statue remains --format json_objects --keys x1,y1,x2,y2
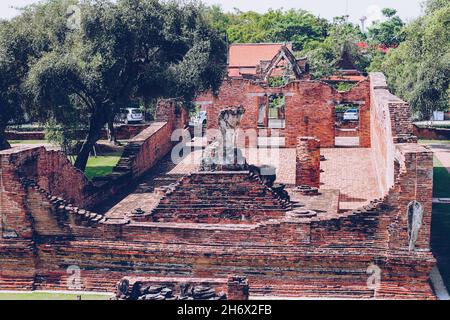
[{"x1": 201, "y1": 106, "x2": 246, "y2": 171}]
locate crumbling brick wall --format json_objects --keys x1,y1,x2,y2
[
  {"x1": 370, "y1": 73, "x2": 418, "y2": 195},
  {"x1": 206, "y1": 78, "x2": 370, "y2": 148},
  {"x1": 0, "y1": 74, "x2": 436, "y2": 299}
]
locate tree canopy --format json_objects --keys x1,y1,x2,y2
[
  {"x1": 367, "y1": 8, "x2": 405, "y2": 47},
  {"x1": 300, "y1": 16, "x2": 369, "y2": 78},
  {"x1": 4, "y1": 0, "x2": 226, "y2": 169},
  {"x1": 380, "y1": 1, "x2": 449, "y2": 119},
  {"x1": 203, "y1": 6, "x2": 329, "y2": 51}
]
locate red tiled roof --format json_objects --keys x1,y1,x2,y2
[
  {"x1": 325, "y1": 75, "x2": 367, "y2": 82},
  {"x1": 357, "y1": 42, "x2": 392, "y2": 54},
  {"x1": 228, "y1": 43, "x2": 292, "y2": 68}
]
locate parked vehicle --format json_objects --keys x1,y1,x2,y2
[
  {"x1": 189, "y1": 111, "x2": 207, "y2": 127},
  {"x1": 115, "y1": 108, "x2": 144, "y2": 124},
  {"x1": 343, "y1": 109, "x2": 359, "y2": 121}
]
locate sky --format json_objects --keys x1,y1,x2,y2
[{"x1": 1, "y1": 0, "x2": 425, "y2": 26}]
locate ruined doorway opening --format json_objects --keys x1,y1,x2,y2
[
  {"x1": 334, "y1": 102, "x2": 360, "y2": 147},
  {"x1": 257, "y1": 93, "x2": 286, "y2": 129},
  {"x1": 268, "y1": 94, "x2": 285, "y2": 129},
  {"x1": 257, "y1": 93, "x2": 285, "y2": 147}
]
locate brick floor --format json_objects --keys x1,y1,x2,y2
[
  {"x1": 427, "y1": 143, "x2": 450, "y2": 174},
  {"x1": 104, "y1": 146, "x2": 381, "y2": 218},
  {"x1": 320, "y1": 148, "x2": 381, "y2": 210}
]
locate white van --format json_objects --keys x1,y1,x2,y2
[
  {"x1": 116, "y1": 108, "x2": 144, "y2": 124},
  {"x1": 343, "y1": 109, "x2": 359, "y2": 121}
]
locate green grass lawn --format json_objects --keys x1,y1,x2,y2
[
  {"x1": 431, "y1": 152, "x2": 450, "y2": 292},
  {"x1": 431, "y1": 203, "x2": 450, "y2": 292},
  {"x1": 9, "y1": 140, "x2": 49, "y2": 144},
  {"x1": 0, "y1": 291, "x2": 113, "y2": 300},
  {"x1": 84, "y1": 153, "x2": 121, "y2": 180},
  {"x1": 419, "y1": 139, "x2": 450, "y2": 145},
  {"x1": 433, "y1": 157, "x2": 450, "y2": 198}
]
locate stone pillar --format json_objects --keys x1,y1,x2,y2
[
  {"x1": 227, "y1": 275, "x2": 249, "y2": 300},
  {"x1": 296, "y1": 137, "x2": 320, "y2": 188}
]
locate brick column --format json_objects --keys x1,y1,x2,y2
[
  {"x1": 227, "y1": 275, "x2": 249, "y2": 300},
  {"x1": 296, "y1": 137, "x2": 320, "y2": 188}
]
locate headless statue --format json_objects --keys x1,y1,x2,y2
[
  {"x1": 201, "y1": 106, "x2": 245, "y2": 171},
  {"x1": 407, "y1": 201, "x2": 423, "y2": 252}
]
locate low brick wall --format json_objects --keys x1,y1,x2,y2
[
  {"x1": 5, "y1": 131, "x2": 45, "y2": 140},
  {"x1": 413, "y1": 125, "x2": 450, "y2": 140},
  {"x1": 6, "y1": 124, "x2": 150, "y2": 141},
  {"x1": 113, "y1": 122, "x2": 174, "y2": 179}
]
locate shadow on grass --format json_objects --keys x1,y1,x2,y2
[
  {"x1": 84, "y1": 166, "x2": 116, "y2": 180},
  {"x1": 431, "y1": 204, "x2": 450, "y2": 293},
  {"x1": 433, "y1": 160, "x2": 450, "y2": 198}
]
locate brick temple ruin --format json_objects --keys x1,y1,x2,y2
[{"x1": 0, "y1": 60, "x2": 437, "y2": 298}]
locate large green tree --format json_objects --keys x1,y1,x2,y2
[
  {"x1": 0, "y1": 22, "x2": 25, "y2": 150},
  {"x1": 368, "y1": 8, "x2": 405, "y2": 47},
  {"x1": 301, "y1": 16, "x2": 369, "y2": 78},
  {"x1": 203, "y1": 7, "x2": 329, "y2": 51},
  {"x1": 0, "y1": 5, "x2": 50, "y2": 151},
  {"x1": 24, "y1": 0, "x2": 226, "y2": 171},
  {"x1": 381, "y1": 1, "x2": 449, "y2": 119}
]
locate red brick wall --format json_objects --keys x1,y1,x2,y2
[
  {"x1": 0, "y1": 76, "x2": 436, "y2": 299},
  {"x1": 13, "y1": 139, "x2": 433, "y2": 296},
  {"x1": 115, "y1": 122, "x2": 174, "y2": 179},
  {"x1": 0, "y1": 103, "x2": 185, "y2": 212},
  {"x1": 413, "y1": 125, "x2": 450, "y2": 140},
  {"x1": 5, "y1": 125, "x2": 150, "y2": 141},
  {"x1": 369, "y1": 73, "x2": 418, "y2": 195},
  {"x1": 207, "y1": 78, "x2": 370, "y2": 148}
]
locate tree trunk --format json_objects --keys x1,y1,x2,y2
[
  {"x1": 0, "y1": 133, "x2": 11, "y2": 151},
  {"x1": 0, "y1": 125, "x2": 11, "y2": 151},
  {"x1": 107, "y1": 116, "x2": 118, "y2": 145},
  {"x1": 74, "y1": 112, "x2": 104, "y2": 172}
]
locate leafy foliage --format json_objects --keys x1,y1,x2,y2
[
  {"x1": 368, "y1": 9, "x2": 405, "y2": 47},
  {"x1": 267, "y1": 77, "x2": 286, "y2": 88},
  {"x1": 301, "y1": 16, "x2": 369, "y2": 78},
  {"x1": 203, "y1": 7, "x2": 329, "y2": 51},
  {"x1": 20, "y1": 0, "x2": 226, "y2": 171},
  {"x1": 381, "y1": 2, "x2": 450, "y2": 119},
  {"x1": 0, "y1": 15, "x2": 41, "y2": 150}
]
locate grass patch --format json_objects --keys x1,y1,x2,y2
[
  {"x1": 9, "y1": 140, "x2": 49, "y2": 145},
  {"x1": 84, "y1": 153, "x2": 121, "y2": 180},
  {"x1": 433, "y1": 157, "x2": 450, "y2": 198},
  {"x1": 0, "y1": 291, "x2": 112, "y2": 300},
  {"x1": 431, "y1": 204, "x2": 450, "y2": 292},
  {"x1": 419, "y1": 139, "x2": 450, "y2": 145}
]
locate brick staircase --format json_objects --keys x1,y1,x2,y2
[
  {"x1": 148, "y1": 171, "x2": 291, "y2": 223},
  {"x1": 114, "y1": 142, "x2": 142, "y2": 173}
]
